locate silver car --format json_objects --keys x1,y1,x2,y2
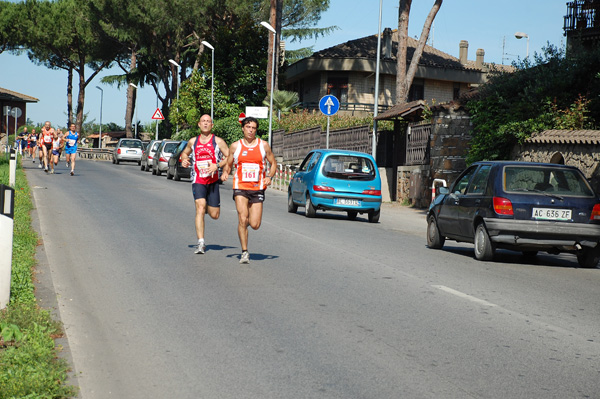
[
  {"x1": 152, "y1": 140, "x2": 180, "y2": 176},
  {"x1": 112, "y1": 138, "x2": 143, "y2": 165},
  {"x1": 141, "y1": 140, "x2": 160, "y2": 172}
]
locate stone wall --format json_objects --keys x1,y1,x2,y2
[{"x1": 396, "y1": 103, "x2": 473, "y2": 208}]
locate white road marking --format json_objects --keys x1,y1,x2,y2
[{"x1": 432, "y1": 285, "x2": 497, "y2": 307}]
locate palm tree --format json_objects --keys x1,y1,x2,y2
[{"x1": 263, "y1": 90, "x2": 300, "y2": 119}]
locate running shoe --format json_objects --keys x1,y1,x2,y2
[
  {"x1": 70, "y1": 171, "x2": 74, "y2": 176},
  {"x1": 44, "y1": 166, "x2": 48, "y2": 173},
  {"x1": 66, "y1": 162, "x2": 69, "y2": 168},
  {"x1": 194, "y1": 242, "x2": 206, "y2": 254},
  {"x1": 38, "y1": 163, "x2": 42, "y2": 169},
  {"x1": 239, "y1": 251, "x2": 250, "y2": 264},
  {"x1": 50, "y1": 170, "x2": 54, "y2": 174}
]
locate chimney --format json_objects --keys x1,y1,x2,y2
[
  {"x1": 476, "y1": 48, "x2": 485, "y2": 69},
  {"x1": 459, "y1": 40, "x2": 468, "y2": 65},
  {"x1": 382, "y1": 28, "x2": 393, "y2": 59}
]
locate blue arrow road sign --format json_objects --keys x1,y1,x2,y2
[{"x1": 319, "y1": 95, "x2": 340, "y2": 116}]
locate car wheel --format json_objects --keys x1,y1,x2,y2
[
  {"x1": 577, "y1": 247, "x2": 600, "y2": 268},
  {"x1": 115, "y1": 159, "x2": 120, "y2": 165},
  {"x1": 140, "y1": 162, "x2": 145, "y2": 171},
  {"x1": 166, "y1": 168, "x2": 173, "y2": 179},
  {"x1": 305, "y1": 193, "x2": 316, "y2": 218},
  {"x1": 156, "y1": 168, "x2": 162, "y2": 176},
  {"x1": 347, "y1": 211, "x2": 358, "y2": 221},
  {"x1": 174, "y1": 168, "x2": 181, "y2": 181},
  {"x1": 287, "y1": 191, "x2": 298, "y2": 213},
  {"x1": 151, "y1": 166, "x2": 156, "y2": 175},
  {"x1": 368, "y1": 209, "x2": 380, "y2": 223},
  {"x1": 112, "y1": 157, "x2": 116, "y2": 164},
  {"x1": 474, "y1": 223, "x2": 495, "y2": 261},
  {"x1": 426, "y1": 215, "x2": 445, "y2": 249}
]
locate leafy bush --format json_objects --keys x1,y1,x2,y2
[{"x1": 466, "y1": 44, "x2": 600, "y2": 163}]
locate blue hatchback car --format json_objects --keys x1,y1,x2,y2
[
  {"x1": 427, "y1": 161, "x2": 600, "y2": 268},
  {"x1": 288, "y1": 149, "x2": 382, "y2": 222}
]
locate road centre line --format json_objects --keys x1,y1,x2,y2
[{"x1": 432, "y1": 285, "x2": 498, "y2": 307}]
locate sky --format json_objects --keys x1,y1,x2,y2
[{"x1": 0, "y1": 0, "x2": 567, "y2": 130}]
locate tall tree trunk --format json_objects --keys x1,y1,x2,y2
[
  {"x1": 396, "y1": 0, "x2": 443, "y2": 104},
  {"x1": 125, "y1": 50, "x2": 137, "y2": 138},
  {"x1": 75, "y1": 57, "x2": 86, "y2": 133},
  {"x1": 266, "y1": 0, "x2": 282, "y2": 93},
  {"x1": 66, "y1": 67, "x2": 73, "y2": 127}
]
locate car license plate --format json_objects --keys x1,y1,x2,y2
[
  {"x1": 532, "y1": 208, "x2": 571, "y2": 220},
  {"x1": 336, "y1": 198, "x2": 361, "y2": 206},
  {"x1": 127, "y1": 150, "x2": 137, "y2": 154}
]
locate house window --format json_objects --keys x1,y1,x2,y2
[
  {"x1": 453, "y1": 82, "x2": 461, "y2": 100},
  {"x1": 408, "y1": 78, "x2": 424, "y2": 102},
  {"x1": 327, "y1": 77, "x2": 348, "y2": 103}
]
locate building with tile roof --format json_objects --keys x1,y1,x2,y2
[
  {"x1": 285, "y1": 28, "x2": 511, "y2": 116},
  {"x1": 0, "y1": 87, "x2": 39, "y2": 143}
]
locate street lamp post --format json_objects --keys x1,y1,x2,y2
[
  {"x1": 95, "y1": 86, "x2": 103, "y2": 148},
  {"x1": 372, "y1": 0, "x2": 383, "y2": 158},
  {"x1": 515, "y1": 32, "x2": 529, "y2": 59},
  {"x1": 201, "y1": 41, "x2": 215, "y2": 122},
  {"x1": 260, "y1": 21, "x2": 276, "y2": 148},
  {"x1": 149, "y1": 72, "x2": 160, "y2": 141},
  {"x1": 129, "y1": 83, "x2": 138, "y2": 139},
  {"x1": 169, "y1": 59, "x2": 181, "y2": 134}
]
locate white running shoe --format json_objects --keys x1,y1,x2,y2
[
  {"x1": 38, "y1": 163, "x2": 42, "y2": 169},
  {"x1": 66, "y1": 162, "x2": 69, "y2": 168},
  {"x1": 194, "y1": 242, "x2": 206, "y2": 254},
  {"x1": 239, "y1": 251, "x2": 250, "y2": 264}
]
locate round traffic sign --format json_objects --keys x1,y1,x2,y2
[
  {"x1": 319, "y1": 95, "x2": 340, "y2": 116},
  {"x1": 10, "y1": 107, "x2": 22, "y2": 118}
]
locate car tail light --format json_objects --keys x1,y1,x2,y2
[
  {"x1": 363, "y1": 190, "x2": 381, "y2": 196},
  {"x1": 313, "y1": 185, "x2": 335, "y2": 192},
  {"x1": 591, "y1": 204, "x2": 600, "y2": 221},
  {"x1": 493, "y1": 197, "x2": 513, "y2": 215},
  {"x1": 148, "y1": 155, "x2": 153, "y2": 160},
  {"x1": 117, "y1": 148, "x2": 122, "y2": 154},
  {"x1": 159, "y1": 157, "x2": 167, "y2": 162}
]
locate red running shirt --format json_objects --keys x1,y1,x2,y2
[
  {"x1": 192, "y1": 134, "x2": 219, "y2": 185},
  {"x1": 233, "y1": 138, "x2": 266, "y2": 191}
]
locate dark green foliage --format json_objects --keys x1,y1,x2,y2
[{"x1": 466, "y1": 44, "x2": 600, "y2": 163}]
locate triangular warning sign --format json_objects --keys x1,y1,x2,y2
[{"x1": 152, "y1": 108, "x2": 164, "y2": 120}]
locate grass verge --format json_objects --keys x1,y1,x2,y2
[{"x1": 0, "y1": 154, "x2": 77, "y2": 398}]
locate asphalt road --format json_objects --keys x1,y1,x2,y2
[{"x1": 25, "y1": 157, "x2": 600, "y2": 399}]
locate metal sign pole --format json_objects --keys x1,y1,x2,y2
[{"x1": 326, "y1": 116, "x2": 330, "y2": 149}]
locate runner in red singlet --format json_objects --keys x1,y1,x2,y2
[
  {"x1": 180, "y1": 115, "x2": 229, "y2": 254},
  {"x1": 40, "y1": 121, "x2": 56, "y2": 173},
  {"x1": 221, "y1": 117, "x2": 277, "y2": 264}
]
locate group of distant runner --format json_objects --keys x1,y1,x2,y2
[
  {"x1": 181, "y1": 114, "x2": 277, "y2": 264},
  {"x1": 16, "y1": 121, "x2": 79, "y2": 175}
]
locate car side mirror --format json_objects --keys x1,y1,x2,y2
[{"x1": 289, "y1": 165, "x2": 297, "y2": 172}]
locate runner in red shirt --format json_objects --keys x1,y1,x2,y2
[
  {"x1": 221, "y1": 117, "x2": 277, "y2": 264},
  {"x1": 40, "y1": 121, "x2": 56, "y2": 173},
  {"x1": 180, "y1": 115, "x2": 229, "y2": 254}
]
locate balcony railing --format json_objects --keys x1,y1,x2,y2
[
  {"x1": 564, "y1": 0, "x2": 599, "y2": 32},
  {"x1": 300, "y1": 102, "x2": 390, "y2": 115}
]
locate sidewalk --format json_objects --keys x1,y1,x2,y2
[{"x1": 379, "y1": 202, "x2": 428, "y2": 237}]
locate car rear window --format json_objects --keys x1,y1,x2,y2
[
  {"x1": 121, "y1": 140, "x2": 142, "y2": 148},
  {"x1": 164, "y1": 142, "x2": 179, "y2": 153},
  {"x1": 322, "y1": 155, "x2": 376, "y2": 181},
  {"x1": 504, "y1": 165, "x2": 595, "y2": 197}
]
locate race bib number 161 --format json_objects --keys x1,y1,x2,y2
[{"x1": 242, "y1": 164, "x2": 260, "y2": 182}]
